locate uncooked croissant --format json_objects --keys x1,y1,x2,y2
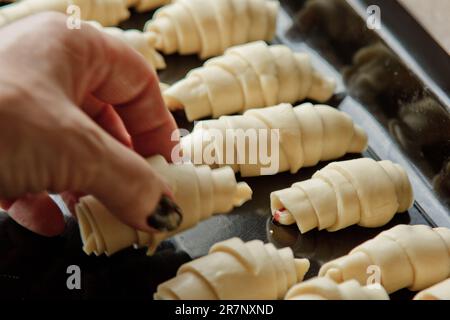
[
  {"x1": 285, "y1": 277, "x2": 389, "y2": 300},
  {"x1": 126, "y1": 0, "x2": 170, "y2": 12},
  {"x1": 154, "y1": 237, "x2": 310, "y2": 300},
  {"x1": 145, "y1": 0, "x2": 279, "y2": 59},
  {"x1": 319, "y1": 224, "x2": 450, "y2": 294},
  {"x1": 0, "y1": 0, "x2": 130, "y2": 28},
  {"x1": 180, "y1": 103, "x2": 368, "y2": 177},
  {"x1": 414, "y1": 278, "x2": 450, "y2": 300},
  {"x1": 164, "y1": 41, "x2": 336, "y2": 121},
  {"x1": 271, "y1": 158, "x2": 414, "y2": 233},
  {"x1": 76, "y1": 155, "x2": 253, "y2": 256},
  {"x1": 88, "y1": 21, "x2": 166, "y2": 70}
]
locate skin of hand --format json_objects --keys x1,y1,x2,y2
[{"x1": 0, "y1": 12, "x2": 179, "y2": 237}]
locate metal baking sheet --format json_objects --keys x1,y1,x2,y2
[{"x1": 0, "y1": 0, "x2": 449, "y2": 300}]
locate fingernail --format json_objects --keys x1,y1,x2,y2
[{"x1": 147, "y1": 195, "x2": 183, "y2": 232}]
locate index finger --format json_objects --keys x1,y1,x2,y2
[{"x1": 67, "y1": 21, "x2": 178, "y2": 160}]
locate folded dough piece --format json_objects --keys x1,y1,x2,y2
[
  {"x1": 0, "y1": 0, "x2": 130, "y2": 28},
  {"x1": 76, "y1": 155, "x2": 253, "y2": 256},
  {"x1": 126, "y1": 0, "x2": 170, "y2": 12},
  {"x1": 181, "y1": 103, "x2": 367, "y2": 177},
  {"x1": 271, "y1": 158, "x2": 414, "y2": 233},
  {"x1": 154, "y1": 237, "x2": 310, "y2": 300},
  {"x1": 285, "y1": 277, "x2": 389, "y2": 300},
  {"x1": 145, "y1": 0, "x2": 279, "y2": 59},
  {"x1": 319, "y1": 224, "x2": 450, "y2": 294},
  {"x1": 88, "y1": 21, "x2": 166, "y2": 70},
  {"x1": 414, "y1": 278, "x2": 450, "y2": 300},
  {"x1": 164, "y1": 41, "x2": 336, "y2": 121}
]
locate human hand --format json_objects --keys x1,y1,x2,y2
[{"x1": 0, "y1": 12, "x2": 180, "y2": 237}]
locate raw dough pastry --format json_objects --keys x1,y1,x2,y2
[
  {"x1": 164, "y1": 41, "x2": 336, "y2": 121},
  {"x1": 0, "y1": 0, "x2": 130, "y2": 28},
  {"x1": 145, "y1": 0, "x2": 279, "y2": 59},
  {"x1": 126, "y1": 0, "x2": 170, "y2": 12},
  {"x1": 285, "y1": 277, "x2": 389, "y2": 300},
  {"x1": 181, "y1": 103, "x2": 368, "y2": 177},
  {"x1": 414, "y1": 278, "x2": 450, "y2": 300},
  {"x1": 271, "y1": 158, "x2": 414, "y2": 233},
  {"x1": 88, "y1": 21, "x2": 166, "y2": 70},
  {"x1": 76, "y1": 155, "x2": 253, "y2": 256},
  {"x1": 154, "y1": 237, "x2": 310, "y2": 300},
  {"x1": 319, "y1": 224, "x2": 450, "y2": 294}
]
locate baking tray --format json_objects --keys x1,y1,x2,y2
[{"x1": 0, "y1": 0, "x2": 449, "y2": 300}]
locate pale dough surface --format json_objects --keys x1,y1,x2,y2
[
  {"x1": 164, "y1": 41, "x2": 336, "y2": 121},
  {"x1": 76, "y1": 155, "x2": 252, "y2": 256},
  {"x1": 155, "y1": 237, "x2": 310, "y2": 300},
  {"x1": 145, "y1": 0, "x2": 279, "y2": 59},
  {"x1": 181, "y1": 103, "x2": 368, "y2": 177},
  {"x1": 319, "y1": 225, "x2": 450, "y2": 294},
  {"x1": 285, "y1": 277, "x2": 389, "y2": 300},
  {"x1": 271, "y1": 158, "x2": 414, "y2": 233},
  {"x1": 414, "y1": 278, "x2": 450, "y2": 300},
  {"x1": 0, "y1": 0, "x2": 131, "y2": 27}
]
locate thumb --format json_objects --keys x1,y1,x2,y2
[{"x1": 55, "y1": 110, "x2": 180, "y2": 233}]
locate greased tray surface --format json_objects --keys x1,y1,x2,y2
[{"x1": 0, "y1": 0, "x2": 448, "y2": 299}]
